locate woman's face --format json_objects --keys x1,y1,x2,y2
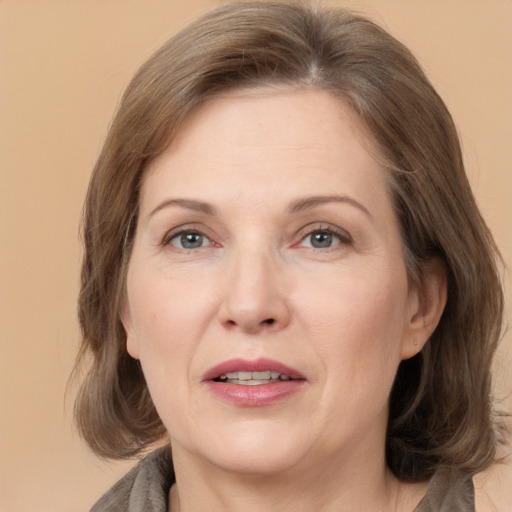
[{"x1": 123, "y1": 89, "x2": 425, "y2": 476}]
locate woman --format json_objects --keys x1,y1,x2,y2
[{"x1": 74, "y1": 1, "x2": 507, "y2": 510}]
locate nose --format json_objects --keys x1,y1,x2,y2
[{"x1": 217, "y1": 247, "x2": 291, "y2": 334}]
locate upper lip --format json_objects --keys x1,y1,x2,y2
[{"x1": 203, "y1": 357, "x2": 305, "y2": 381}]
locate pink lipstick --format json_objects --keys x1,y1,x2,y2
[{"x1": 203, "y1": 357, "x2": 306, "y2": 406}]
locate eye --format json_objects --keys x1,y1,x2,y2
[
  {"x1": 168, "y1": 230, "x2": 211, "y2": 249},
  {"x1": 299, "y1": 228, "x2": 350, "y2": 249}
]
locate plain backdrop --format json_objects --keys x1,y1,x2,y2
[{"x1": 0, "y1": 1, "x2": 511, "y2": 511}]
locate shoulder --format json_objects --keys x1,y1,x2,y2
[
  {"x1": 473, "y1": 460, "x2": 512, "y2": 512},
  {"x1": 90, "y1": 446, "x2": 174, "y2": 512},
  {"x1": 414, "y1": 467, "x2": 475, "y2": 512}
]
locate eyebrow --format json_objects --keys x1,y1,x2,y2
[
  {"x1": 287, "y1": 195, "x2": 372, "y2": 219},
  {"x1": 148, "y1": 199, "x2": 217, "y2": 219},
  {"x1": 147, "y1": 194, "x2": 372, "y2": 220}
]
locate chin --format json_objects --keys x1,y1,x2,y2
[
  {"x1": 187, "y1": 422, "x2": 309, "y2": 476},
  {"x1": 209, "y1": 447, "x2": 304, "y2": 477}
]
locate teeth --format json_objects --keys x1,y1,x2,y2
[
  {"x1": 253, "y1": 371, "x2": 271, "y2": 379},
  {"x1": 225, "y1": 371, "x2": 252, "y2": 380},
  {"x1": 217, "y1": 371, "x2": 294, "y2": 383}
]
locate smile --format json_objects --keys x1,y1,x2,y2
[
  {"x1": 204, "y1": 358, "x2": 306, "y2": 406},
  {"x1": 215, "y1": 371, "x2": 295, "y2": 385}
]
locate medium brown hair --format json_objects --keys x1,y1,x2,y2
[{"x1": 74, "y1": 0, "x2": 504, "y2": 480}]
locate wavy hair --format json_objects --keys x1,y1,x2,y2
[{"x1": 73, "y1": 0, "x2": 504, "y2": 480}]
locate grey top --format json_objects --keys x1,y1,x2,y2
[{"x1": 90, "y1": 446, "x2": 475, "y2": 512}]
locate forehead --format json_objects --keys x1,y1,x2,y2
[
  {"x1": 160, "y1": 87, "x2": 376, "y2": 156},
  {"x1": 140, "y1": 88, "x2": 389, "y2": 214}
]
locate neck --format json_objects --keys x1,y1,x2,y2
[{"x1": 168, "y1": 441, "x2": 422, "y2": 512}]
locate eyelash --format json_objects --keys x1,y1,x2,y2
[
  {"x1": 161, "y1": 224, "x2": 352, "y2": 251},
  {"x1": 296, "y1": 224, "x2": 352, "y2": 249},
  {"x1": 162, "y1": 226, "x2": 213, "y2": 250}
]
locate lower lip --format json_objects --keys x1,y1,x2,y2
[{"x1": 205, "y1": 380, "x2": 306, "y2": 406}]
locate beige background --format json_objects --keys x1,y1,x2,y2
[{"x1": 0, "y1": 1, "x2": 510, "y2": 511}]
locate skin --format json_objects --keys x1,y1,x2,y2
[{"x1": 122, "y1": 88, "x2": 447, "y2": 512}]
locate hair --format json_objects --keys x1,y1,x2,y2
[{"x1": 73, "y1": 0, "x2": 504, "y2": 480}]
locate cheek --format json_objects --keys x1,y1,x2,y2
[
  {"x1": 124, "y1": 263, "x2": 223, "y2": 411},
  {"x1": 125, "y1": 275, "x2": 191, "y2": 390},
  {"x1": 125, "y1": 281, "x2": 196, "y2": 433},
  {"x1": 304, "y1": 266, "x2": 409, "y2": 342},
  {"x1": 301, "y1": 266, "x2": 409, "y2": 388},
  {"x1": 127, "y1": 262, "x2": 215, "y2": 350}
]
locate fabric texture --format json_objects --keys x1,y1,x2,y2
[
  {"x1": 90, "y1": 447, "x2": 174, "y2": 512},
  {"x1": 90, "y1": 446, "x2": 475, "y2": 512}
]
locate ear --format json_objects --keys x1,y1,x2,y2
[
  {"x1": 401, "y1": 257, "x2": 447, "y2": 360},
  {"x1": 120, "y1": 300, "x2": 140, "y2": 360}
]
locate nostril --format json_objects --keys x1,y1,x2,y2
[{"x1": 220, "y1": 312, "x2": 282, "y2": 332}]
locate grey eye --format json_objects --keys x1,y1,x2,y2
[
  {"x1": 171, "y1": 231, "x2": 209, "y2": 249},
  {"x1": 302, "y1": 230, "x2": 341, "y2": 249}
]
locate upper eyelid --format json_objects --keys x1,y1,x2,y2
[
  {"x1": 161, "y1": 225, "x2": 213, "y2": 246},
  {"x1": 297, "y1": 223, "x2": 352, "y2": 242},
  {"x1": 159, "y1": 222, "x2": 352, "y2": 247}
]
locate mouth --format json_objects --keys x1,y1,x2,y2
[
  {"x1": 214, "y1": 371, "x2": 296, "y2": 385},
  {"x1": 204, "y1": 357, "x2": 305, "y2": 383},
  {"x1": 203, "y1": 358, "x2": 306, "y2": 406}
]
